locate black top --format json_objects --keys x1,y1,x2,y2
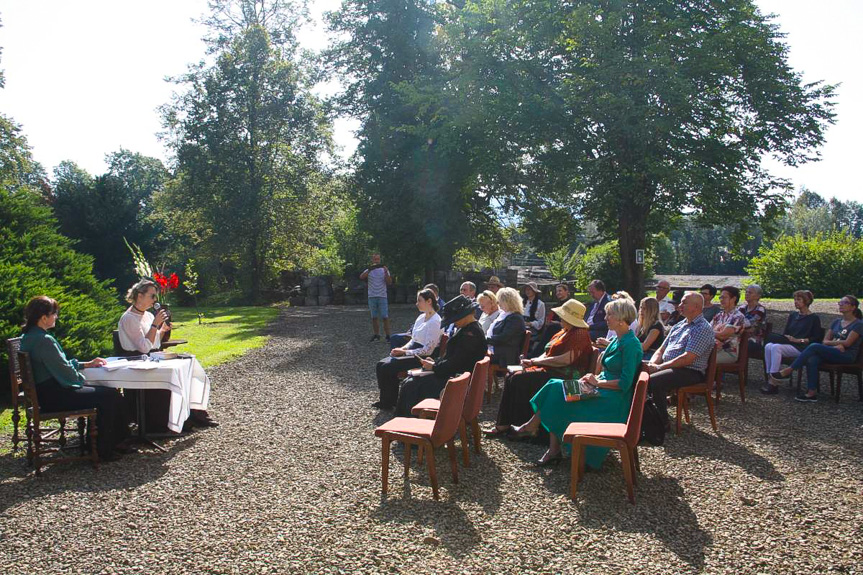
[
  {"x1": 783, "y1": 312, "x2": 822, "y2": 350},
  {"x1": 586, "y1": 293, "x2": 610, "y2": 338},
  {"x1": 433, "y1": 321, "x2": 488, "y2": 381},
  {"x1": 638, "y1": 321, "x2": 666, "y2": 352},
  {"x1": 487, "y1": 313, "x2": 527, "y2": 366}
]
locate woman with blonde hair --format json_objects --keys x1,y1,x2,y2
[
  {"x1": 637, "y1": 297, "x2": 665, "y2": 360},
  {"x1": 486, "y1": 287, "x2": 527, "y2": 368},
  {"x1": 477, "y1": 290, "x2": 501, "y2": 333},
  {"x1": 117, "y1": 279, "x2": 171, "y2": 354}
]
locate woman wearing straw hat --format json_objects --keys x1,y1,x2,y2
[{"x1": 485, "y1": 299, "x2": 593, "y2": 438}]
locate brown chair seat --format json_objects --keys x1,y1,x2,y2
[{"x1": 374, "y1": 418, "x2": 434, "y2": 438}]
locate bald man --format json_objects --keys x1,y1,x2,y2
[{"x1": 655, "y1": 280, "x2": 676, "y2": 322}]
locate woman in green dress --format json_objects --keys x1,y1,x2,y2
[{"x1": 511, "y1": 298, "x2": 643, "y2": 467}]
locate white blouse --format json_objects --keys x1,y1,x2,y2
[
  {"x1": 479, "y1": 308, "x2": 501, "y2": 334},
  {"x1": 118, "y1": 307, "x2": 161, "y2": 354},
  {"x1": 404, "y1": 313, "x2": 443, "y2": 357}
]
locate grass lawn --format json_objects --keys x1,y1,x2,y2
[{"x1": 0, "y1": 305, "x2": 282, "y2": 444}]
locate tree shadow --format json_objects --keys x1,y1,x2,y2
[
  {"x1": 573, "y1": 473, "x2": 713, "y2": 571},
  {"x1": 0, "y1": 435, "x2": 200, "y2": 515},
  {"x1": 663, "y1": 427, "x2": 784, "y2": 482}
]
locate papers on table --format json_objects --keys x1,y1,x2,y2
[{"x1": 101, "y1": 359, "x2": 130, "y2": 371}]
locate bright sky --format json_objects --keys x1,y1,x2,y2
[{"x1": 0, "y1": 1, "x2": 859, "y2": 203}]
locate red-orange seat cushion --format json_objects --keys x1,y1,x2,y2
[
  {"x1": 410, "y1": 399, "x2": 441, "y2": 416},
  {"x1": 563, "y1": 422, "x2": 627, "y2": 442},
  {"x1": 375, "y1": 417, "x2": 435, "y2": 438}
]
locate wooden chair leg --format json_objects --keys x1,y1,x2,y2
[
  {"x1": 577, "y1": 444, "x2": 586, "y2": 482},
  {"x1": 88, "y1": 414, "x2": 98, "y2": 468},
  {"x1": 619, "y1": 444, "x2": 635, "y2": 504},
  {"x1": 829, "y1": 371, "x2": 835, "y2": 397},
  {"x1": 381, "y1": 437, "x2": 391, "y2": 495},
  {"x1": 58, "y1": 417, "x2": 67, "y2": 448},
  {"x1": 485, "y1": 370, "x2": 493, "y2": 403},
  {"x1": 833, "y1": 372, "x2": 841, "y2": 403},
  {"x1": 417, "y1": 444, "x2": 424, "y2": 466},
  {"x1": 32, "y1": 429, "x2": 42, "y2": 476},
  {"x1": 77, "y1": 417, "x2": 86, "y2": 455},
  {"x1": 426, "y1": 443, "x2": 439, "y2": 500},
  {"x1": 569, "y1": 439, "x2": 581, "y2": 500},
  {"x1": 458, "y1": 419, "x2": 470, "y2": 467},
  {"x1": 683, "y1": 394, "x2": 691, "y2": 424},
  {"x1": 447, "y1": 439, "x2": 459, "y2": 484},
  {"x1": 675, "y1": 392, "x2": 683, "y2": 436},
  {"x1": 11, "y1": 405, "x2": 20, "y2": 452},
  {"x1": 633, "y1": 445, "x2": 641, "y2": 474},
  {"x1": 738, "y1": 368, "x2": 746, "y2": 403},
  {"x1": 714, "y1": 373, "x2": 721, "y2": 402},
  {"x1": 706, "y1": 391, "x2": 718, "y2": 432},
  {"x1": 404, "y1": 442, "x2": 412, "y2": 477},
  {"x1": 470, "y1": 419, "x2": 482, "y2": 454}
]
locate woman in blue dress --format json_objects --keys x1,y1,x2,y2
[{"x1": 510, "y1": 298, "x2": 643, "y2": 467}]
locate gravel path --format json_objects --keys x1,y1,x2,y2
[{"x1": 1, "y1": 304, "x2": 862, "y2": 574}]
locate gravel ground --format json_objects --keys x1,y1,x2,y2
[{"x1": 1, "y1": 303, "x2": 862, "y2": 574}]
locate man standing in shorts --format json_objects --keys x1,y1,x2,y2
[{"x1": 360, "y1": 254, "x2": 392, "y2": 342}]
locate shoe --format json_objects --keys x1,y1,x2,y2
[
  {"x1": 482, "y1": 426, "x2": 510, "y2": 438},
  {"x1": 795, "y1": 393, "x2": 817, "y2": 403},
  {"x1": 770, "y1": 372, "x2": 791, "y2": 385},
  {"x1": 195, "y1": 417, "x2": 220, "y2": 428},
  {"x1": 369, "y1": 334, "x2": 381, "y2": 342},
  {"x1": 385, "y1": 335, "x2": 391, "y2": 343},
  {"x1": 760, "y1": 384, "x2": 779, "y2": 395},
  {"x1": 113, "y1": 444, "x2": 138, "y2": 455},
  {"x1": 507, "y1": 427, "x2": 539, "y2": 442},
  {"x1": 534, "y1": 451, "x2": 563, "y2": 467},
  {"x1": 371, "y1": 401, "x2": 394, "y2": 409}
]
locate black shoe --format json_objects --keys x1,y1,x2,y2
[
  {"x1": 369, "y1": 334, "x2": 381, "y2": 342},
  {"x1": 795, "y1": 393, "x2": 817, "y2": 403},
  {"x1": 195, "y1": 417, "x2": 220, "y2": 428},
  {"x1": 760, "y1": 384, "x2": 779, "y2": 395},
  {"x1": 372, "y1": 401, "x2": 394, "y2": 409},
  {"x1": 385, "y1": 335, "x2": 391, "y2": 343}
]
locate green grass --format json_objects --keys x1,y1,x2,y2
[{"x1": 0, "y1": 305, "x2": 281, "y2": 442}]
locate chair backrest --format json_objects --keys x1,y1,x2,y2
[
  {"x1": 462, "y1": 356, "x2": 491, "y2": 422},
  {"x1": 624, "y1": 370, "x2": 650, "y2": 447},
  {"x1": 16, "y1": 351, "x2": 42, "y2": 423},
  {"x1": 520, "y1": 330, "x2": 531, "y2": 357},
  {"x1": 438, "y1": 333, "x2": 449, "y2": 358},
  {"x1": 589, "y1": 346, "x2": 601, "y2": 376},
  {"x1": 430, "y1": 372, "x2": 471, "y2": 447},
  {"x1": 736, "y1": 328, "x2": 751, "y2": 364},
  {"x1": 6, "y1": 337, "x2": 22, "y2": 403},
  {"x1": 704, "y1": 346, "x2": 719, "y2": 388}
]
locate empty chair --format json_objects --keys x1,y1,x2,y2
[
  {"x1": 564, "y1": 371, "x2": 649, "y2": 503},
  {"x1": 412, "y1": 356, "x2": 491, "y2": 466},
  {"x1": 374, "y1": 372, "x2": 470, "y2": 499}
]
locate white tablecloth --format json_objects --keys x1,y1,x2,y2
[{"x1": 82, "y1": 357, "x2": 211, "y2": 433}]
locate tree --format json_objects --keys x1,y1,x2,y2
[
  {"x1": 450, "y1": 0, "x2": 836, "y2": 297},
  {"x1": 0, "y1": 114, "x2": 118, "y2": 392},
  {"x1": 161, "y1": 0, "x2": 333, "y2": 301},
  {"x1": 50, "y1": 151, "x2": 168, "y2": 291},
  {"x1": 326, "y1": 0, "x2": 500, "y2": 281}
]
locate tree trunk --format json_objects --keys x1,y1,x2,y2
[{"x1": 618, "y1": 207, "x2": 648, "y2": 301}]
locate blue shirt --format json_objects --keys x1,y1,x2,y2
[{"x1": 662, "y1": 315, "x2": 715, "y2": 374}]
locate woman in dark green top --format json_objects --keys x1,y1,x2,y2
[
  {"x1": 19, "y1": 296, "x2": 130, "y2": 460},
  {"x1": 511, "y1": 298, "x2": 643, "y2": 467}
]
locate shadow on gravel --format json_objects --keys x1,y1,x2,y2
[
  {"x1": 0, "y1": 435, "x2": 199, "y2": 515},
  {"x1": 373, "y1": 496, "x2": 482, "y2": 558},
  {"x1": 663, "y1": 427, "x2": 784, "y2": 481},
  {"x1": 575, "y1": 474, "x2": 712, "y2": 571}
]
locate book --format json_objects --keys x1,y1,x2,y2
[
  {"x1": 506, "y1": 365, "x2": 524, "y2": 374},
  {"x1": 562, "y1": 379, "x2": 600, "y2": 402}
]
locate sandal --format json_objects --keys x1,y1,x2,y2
[{"x1": 482, "y1": 426, "x2": 511, "y2": 438}]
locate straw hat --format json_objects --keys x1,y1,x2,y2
[
  {"x1": 486, "y1": 275, "x2": 504, "y2": 288},
  {"x1": 523, "y1": 281, "x2": 540, "y2": 295},
  {"x1": 551, "y1": 299, "x2": 589, "y2": 329}
]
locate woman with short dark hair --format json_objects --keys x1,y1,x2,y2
[{"x1": 18, "y1": 296, "x2": 130, "y2": 460}]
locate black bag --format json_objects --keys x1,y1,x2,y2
[{"x1": 639, "y1": 395, "x2": 666, "y2": 446}]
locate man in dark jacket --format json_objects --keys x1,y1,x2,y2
[
  {"x1": 585, "y1": 279, "x2": 611, "y2": 341},
  {"x1": 394, "y1": 296, "x2": 488, "y2": 417}
]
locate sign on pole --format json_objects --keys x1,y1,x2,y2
[{"x1": 635, "y1": 249, "x2": 645, "y2": 265}]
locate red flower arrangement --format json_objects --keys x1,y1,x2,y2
[{"x1": 153, "y1": 272, "x2": 180, "y2": 293}]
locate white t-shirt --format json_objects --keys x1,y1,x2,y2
[
  {"x1": 658, "y1": 296, "x2": 676, "y2": 316},
  {"x1": 117, "y1": 308, "x2": 161, "y2": 354},
  {"x1": 479, "y1": 309, "x2": 501, "y2": 334},
  {"x1": 365, "y1": 267, "x2": 389, "y2": 298}
]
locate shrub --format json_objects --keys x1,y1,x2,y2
[
  {"x1": 746, "y1": 233, "x2": 863, "y2": 297},
  {"x1": 574, "y1": 241, "x2": 655, "y2": 292},
  {"x1": 1, "y1": 188, "x2": 119, "y2": 394}
]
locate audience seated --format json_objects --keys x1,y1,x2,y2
[
  {"x1": 373, "y1": 289, "x2": 442, "y2": 409},
  {"x1": 585, "y1": 280, "x2": 611, "y2": 341},
  {"x1": 460, "y1": 281, "x2": 483, "y2": 319},
  {"x1": 477, "y1": 290, "x2": 501, "y2": 333},
  {"x1": 393, "y1": 296, "x2": 487, "y2": 417},
  {"x1": 711, "y1": 286, "x2": 747, "y2": 364},
  {"x1": 528, "y1": 283, "x2": 570, "y2": 357},
  {"x1": 18, "y1": 296, "x2": 130, "y2": 461},
  {"x1": 760, "y1": 290, "x2": 821, "y2": 394},
  {"x1": 485, "y1": 275, "x2": 504, "y2": 295},
  {"x1": 508, "y1": 298, "x2": 642, "y2": 467},
  {"x1": 701, "y1": 284, "x2": 720, "y2": 322},
  {"x1": 739, "y1": 284, "x2": 767, "y2": 354},
  {"x1": 390, "y1": 283, "x2": 443, "y2": 349},
  {"x1": 485, "y1": 299, "x2": 593, "y2": 438},
  {"x1": 665, "y1": 289, "x2": 686, "y2": 326},
  {"x1": 655, "y1": 280, "x2": 676, "y2": 322},
  {"x1": 636, "y1": 297, "x2": 665, "y2": 360},
  {"x1": 645, "y1": 292, "x2": 716, "y2": 429},
  {"x1": 487, "y1": 287, "x2": 528, "y2": 368},
  {"x1": 771, "y1": 295, "x2": 862, "y2": 403},
  {"x1": 595, "y1": 291, "x2": 639, "y2": 348},
  {"x1": 522, "y1": 282, "x2": 546, "y2": 334}
]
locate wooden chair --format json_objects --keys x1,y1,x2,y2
[
  {"x1": 821, "y1": 344, "x2": 863, "y2": 402},
  {"x1": 714, "y1": 329, "x2": 751, "y2": 402},
  {"x1": 374, "y1": 372, "x2": 470, "y2": 500},
  {"x1": 676, "y1": 347, "x2": 719, "y2": 435},
  {"x1": 412, "y1": 357, "x2": 491, "y2": 467},
  {"x1": 17, "y1": 351, "x2": 98, "y2": 475},
  {"x1": 486, "y1": 329, "x2": 531, "y2": 402},
  {"x1": 564, "y1": 371, "x2": 649, "y2": 503},
  {"x1": 6, "y1": 337, "x2": 25, "y2": 451}
]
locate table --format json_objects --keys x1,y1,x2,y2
[
  {"x1": 160, "y1": 338, "x2": 188, "y2": 349},
  {"x1": 82, "y1": 357, "x2": 211, "y2": 447}
]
